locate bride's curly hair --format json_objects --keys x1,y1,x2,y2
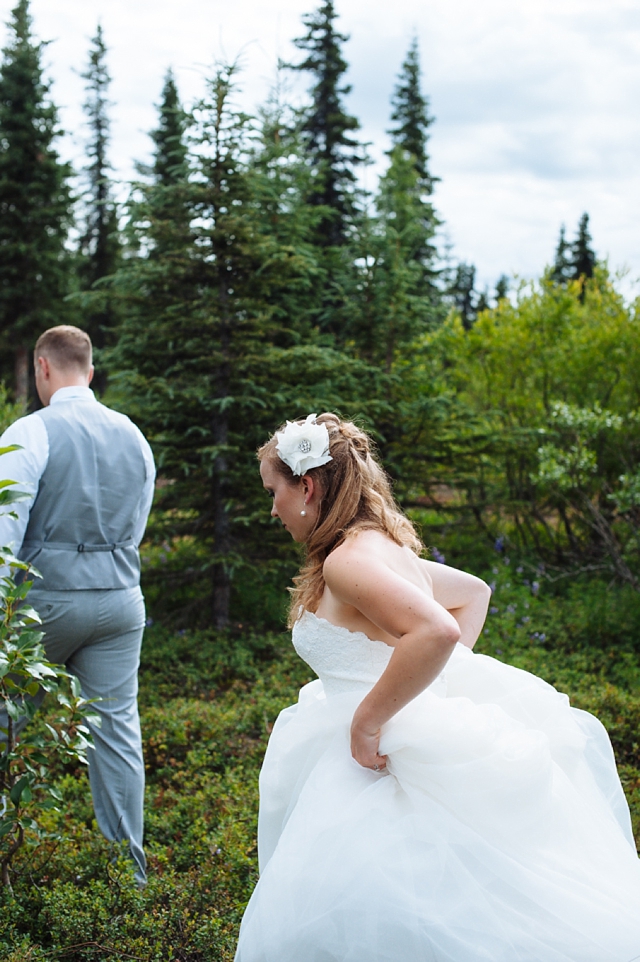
[{"x1": 258, "y1": 413, "x2": 423, "y2": 625}]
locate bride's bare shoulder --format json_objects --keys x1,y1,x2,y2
[
  {"x1": 323, "y1": 529, "x2": 413, "y2": 579},
  {"x1": 328, "y1": 529, "x2": 395, "y2": 561}
]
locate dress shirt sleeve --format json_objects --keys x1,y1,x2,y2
[
  {"x1": 131, "y1": 426, "x2": 156, "y2": 547},
  {"x1": 0, "y1": 413, "x2": 49, "y2": 553}
]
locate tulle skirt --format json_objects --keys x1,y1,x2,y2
[{"x1": 235, "y1": 644, "x2": 640, "y2": 962}]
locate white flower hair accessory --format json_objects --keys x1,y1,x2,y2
[{"x1": 276, "y1": 414, "x2": 333, "y2": 476}]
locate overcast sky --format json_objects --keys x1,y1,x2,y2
[{"x1": 1, "y1": 0, "x2": 639, "y2": 296}]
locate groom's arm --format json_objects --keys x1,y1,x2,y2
[
  {"x1": 0, "y1": 414, "x2": 48, "y2": 561},
  {"x1": 130, "y1": 426, "x2": 155, "y2": 547}
]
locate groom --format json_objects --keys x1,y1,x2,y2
[{"x1": 0, "y1": 325, "x2": 155, "y2": 882}]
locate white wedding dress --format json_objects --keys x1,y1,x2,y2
[{"x1": 235, "y1": 611, "x2": 640, "y2": 962}]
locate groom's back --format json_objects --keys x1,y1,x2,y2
[{"x1": 19, "y1": 397, "x2": 147, "y2": 591}]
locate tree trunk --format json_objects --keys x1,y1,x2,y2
[
  {"x1": 14, "y1": 346, "x2": 29, "y2": 406},
  {"x1": 211, "y1": 408, "x2": 231, "y2": 629},
  {"x1": 211, "y1": 282, "x2": 231, "y2": 630}
]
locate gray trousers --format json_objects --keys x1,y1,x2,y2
[{"x1": 2, "y1": 586, "x2": 147, "y2": 881}]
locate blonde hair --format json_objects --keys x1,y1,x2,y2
[
  {"x1": 34, "y1": 326, "x2": 92, "y2": 373},
  {"x1": 258, "y1": 413, "x2": 422, "y2": 626}
]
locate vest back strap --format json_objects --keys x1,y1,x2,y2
[{"x1": 22, "y1": 539, "x2": 136, "y2": 554}]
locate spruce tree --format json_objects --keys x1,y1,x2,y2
[
  {"x1": 108, "y1": 67, "x2": 340, "y2": 627},
  {"x1": 0, "y1": 0, "x2": 73, "y2": 401},
  {"x1": 78, "y1": 24, "x2": 120, "y2": 365},
  {"x1": 290, "y1": 0, "x2": 361, "y2": 245},
  {"x1": 347, "y1": 146, "x2": 441, "y2": 369},
  {"x1": 378, "y1": 40, "x2": 441, "y2": 306},
  {"x1": 550, "y1": 216, "x2": 596, "y2": 296},
  {"x1": 570, "y1": 212, "x2": 596, "y2": 281},
  {"x1": 388, "y1": 36, "x2": 437, "y2": 192},
  {"x1": 495, "y1": 274, "x2": 509, "y2": 303},
  {"x1": 449, "y1": 262, "x2": 478, "y2": 330},
  {"x1": 550, "y1": 225, "x2": 572, "y2": 284},
  {"x1": 152, "y1": 69, "x2": 188, "y2": 186},
  {"x1": 147, "y1": 69, "x2": 190, "y2": 254}
]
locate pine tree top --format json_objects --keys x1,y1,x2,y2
[
  {"x1": 388, "y1": 36, "x2": 436, "y2": 190},
  {"x1": 293, "y1": 0, "x2": 360, "y2": 155},
  {"x1": 152, "y1": 69, "x2": 189, "y2": 186}
]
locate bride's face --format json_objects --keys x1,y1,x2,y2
[{"x1": 260, "y1": 459, "x2": 315, "y2": 542}]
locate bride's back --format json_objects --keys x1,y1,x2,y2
[{"x1": 317, "y1": 529, "x2": 435, "y2": 645}]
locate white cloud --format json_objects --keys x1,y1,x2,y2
[{"x1": 0, "y1": 0, "x2": 638, "y2": 294}]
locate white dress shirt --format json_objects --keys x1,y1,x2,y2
[{"x1": 0, "y1": 386, "x2": 155, "y2": 558}]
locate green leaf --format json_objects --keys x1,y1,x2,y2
[
  {"x1": 17, "y1": 605, "x2": 42, "y2": 624},
  {"x1": 18, "y1": 816, "x2": 38, "y2": 830},
  {"x1": 9, "y1": 774, "x2": 31, "y2": 806},
  {"x1": 6, "y1": 700, "x2": 22, "y2": 720},
  {"x1": 26, "y1": 662, "x2": 57, "y2": 679},
  {"x1": 0, "y1": 489, "x2": 32, "y2": 506}
]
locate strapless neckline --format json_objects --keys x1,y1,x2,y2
[
  {"x1": 304, "y1": 610, "x2": 395, "y2": 651},
  {"x1": 292, "y1": 609, "x2": 395, "y2": 697}
]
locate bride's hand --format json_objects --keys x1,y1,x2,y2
[{"x1": 350, "y1": 716, "x2": 387, "y2": 772}]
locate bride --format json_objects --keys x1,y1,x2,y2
[{"x1": 235, "y1": 413, "x2": 640, "y2": 962}]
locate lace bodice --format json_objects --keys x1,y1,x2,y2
[
  {"x1": 293, "y1": 610, "x2": 450, "y2": 698},
  {"x1": 292, "y1": 610, "x2": 395, "y2": 696}
]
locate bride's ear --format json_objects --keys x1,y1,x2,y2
[{"x1": 301, "y1": 474, "x2": 316, "y2": 504}]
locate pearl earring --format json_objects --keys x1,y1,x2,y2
[{"x1": 300, "y1": 508, "x2": 307, "y2": 517}]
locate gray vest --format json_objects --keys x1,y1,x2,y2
[{"x1": 19, "y1": 399, "x2": 147, "y2": 591}]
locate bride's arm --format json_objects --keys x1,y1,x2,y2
[
  {"x1": 422, "y1": 559, "x2": 491, "y2": 650},
  {"x1": 323, "y1": 545, "x2": 462, "y2": 772}
]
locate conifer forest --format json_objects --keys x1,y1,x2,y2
[{"x1": 1, "y1": 1, "x2": 639, "y2": 958}]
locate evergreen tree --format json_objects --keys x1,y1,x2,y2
[
  {"x1": 147, "y1": 68, "x2": 190, "y2": 254},
  {"x1": 449, "y1": 262, "x2": 478, "y2": 330},
  {"x1": 476, "y1": 288, "x2": 490, "y2": 314},
  {"x1": 78, "y1": 24, "x2": 120, "y2": 365},
  {"x1": 382, "y1": 40, "x2": 440, "y2": 311},
  {"x1": 0, "y1": 0, "x2": 73, "y2": 402},
  {"x1": 290, "y1": 0, "x2": 361, "y2": 245},
  {"x1": 495, "y1": 274, "x2": 509, "y2": 303},
  {"x1": 347, "y1": 146, "x2": 441, "y2": 369},
  {"x1": 550, "y1": 215, "x2": 596, "y2": 296},
  {"x1": 550, "y1": 224, "x2": 572, "y2": 285},
  {"x1": 570, "y1": 213, "x2": 596, "y2": 281},
  {"x1": 151, "y1": 69, "x2": 188, "y2": 186},
  {"x1": 388, "y1": 36, "x2": 437, "y2": 192},
  {"x1": 108, "y1": 66, "x2": 367, "y2": 627}
]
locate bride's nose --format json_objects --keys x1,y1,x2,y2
[{"x1": 271, "y1": 504, "x2": 278, "y2": 518}]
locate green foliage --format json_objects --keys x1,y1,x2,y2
[
  {"x1": 414, "y1": 269, "x2": 640, "y2": 576},
  {"x1": 0, "y1": 544, "x2": 99, "y2": 890}
]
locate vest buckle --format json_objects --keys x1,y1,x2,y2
[{"x1": 77, "y1": 543, "x2": 85, "y2": 553}]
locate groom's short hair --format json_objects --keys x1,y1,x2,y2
[{"x1": 35, "y1": 326, "x2": 92, "y2": 373}]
